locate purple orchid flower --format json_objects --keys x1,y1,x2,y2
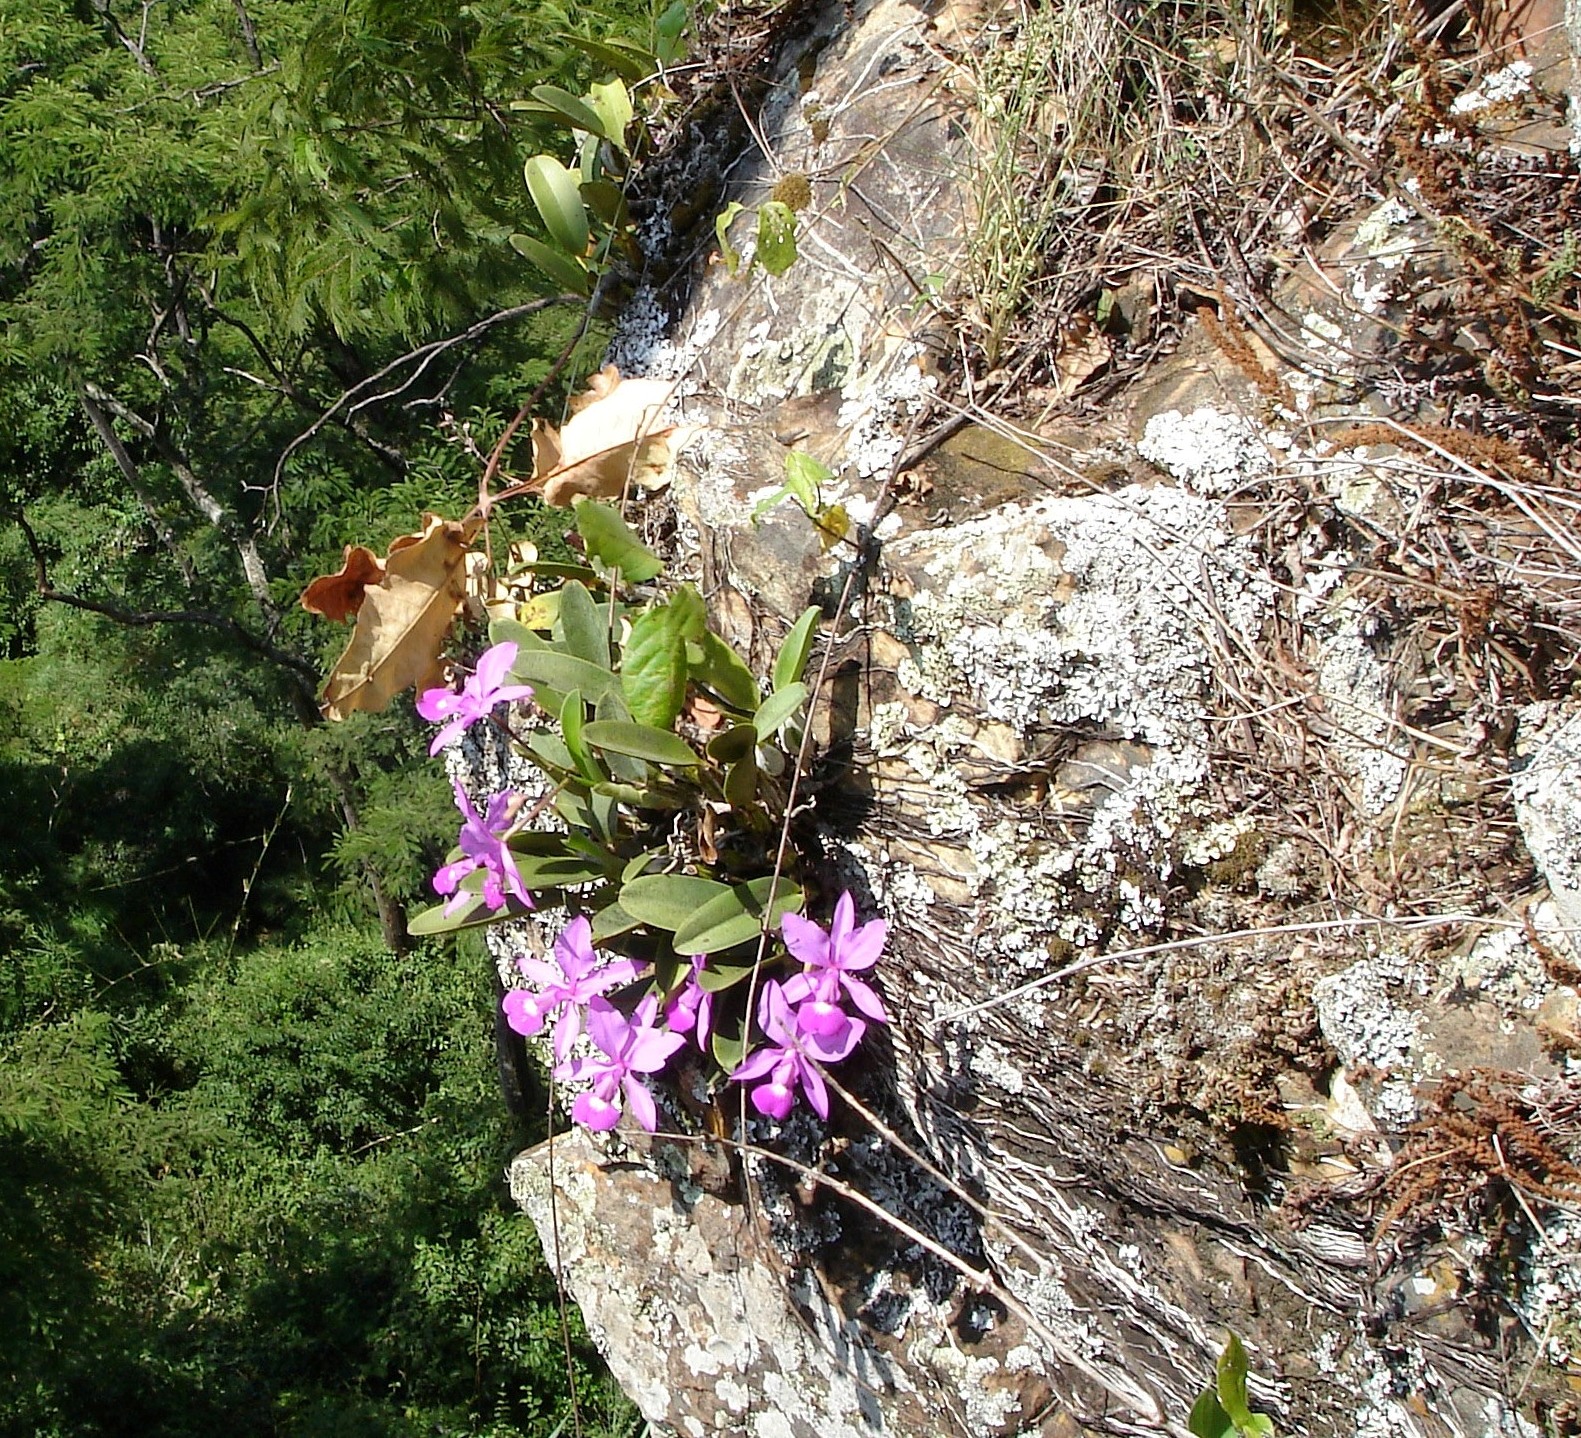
[
  {"x1": 779, "y1": 891, "x2": 889, "y2": 1039},
  {"x1": 416, "y1": 641, "x2": 535, "y2": 755},
  {"x1": 557, "y1": 994, "x2": 687, "y2": 1132},
  {"x1": 502, "y1": 915, "x2": 643, "y2": 1060},
  {"x1": 664, "y1": 953, "x2": 714, "y2": 1052},
  {"x1": 730, "y1": 980, "x2": 866, "y2": 1122},
  {"x1": 432, "y1": 781, "x2": 533, "y2": 915}
]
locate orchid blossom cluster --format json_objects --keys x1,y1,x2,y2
[
  {"x1": 498, "y1": 897, "x2": 887, "y2": 1133},
  {"x1": 419, "y1": 643, "x2": 535, "y2": 917},
  {"x1": 416, "y1": 636, "x2": 889, "y2": 1135}
]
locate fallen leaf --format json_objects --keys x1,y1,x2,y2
[
  {"x1": 534, "y1": 364, "x2": 697, "y2": 506},
  {"x1": 1051, "y1": 327, "x2": 1111, "y2": 399},
  {"x1": 319, "y1": 514, "x2": 476, "y2": 720},
  {"x1": 300, "y1": 545, "x2": 386, "y2": 622}
]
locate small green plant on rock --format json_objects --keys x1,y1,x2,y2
[
  {"x1": 302, "y1": 388, "x2": 887, "y2": 1135},
  {"x1": 1189, "y1": 1333, "x2": 1275, "y2": 1438}
]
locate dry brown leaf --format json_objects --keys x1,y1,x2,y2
[
  {"x1": 319, "y1": 514, "x2": 475, "y2": 720},
  {"x1": 534, "y1": 364, "x2": 697, "y2": 507},
  {"x1": 299, "y1": 544, "x2": 386, "y2": 622},
  {"x1": 1051, "y1": 329, "x2": 1111, "y2": 399}
]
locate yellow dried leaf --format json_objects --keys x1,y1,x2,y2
[
  {"x1": 320, "y1": 514, "x2": 475, "y2": 720},
  {"x1": 534, "y1": 364, "x2": 697, "y2": 507}
]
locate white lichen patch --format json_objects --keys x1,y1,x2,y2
[
  {"x1": 1451, "y1": 927, "x2": 1553, "y2": 1017},
  {"x1": 1313, "y1": 948, "x2": 1427, "y2": 1126},
  {"x1": 1353, "y1": 198, "x2": 1415, "y2": 268},
  {"x1": 872, "y1": 485, "x2": 1271, "y2": 966},
  {"x1": 1314, "y1": 606, "x2": 1409, "y2": 815},
  {"x1": 1514, "y1": 1208, "x2": 1581, "y2": 1366},
  {"x1": 1450, "y1": 60, "x2": 1534, "y2": 114},
  {"x1": 1137, "y1": 406, "x2": 1273, "y2": 495},
  {"x1": 1513, "y1": 704, "x2": 1581, "y2": 933},
  {"x1": 837, "y1": 349, "x2": 938, "y2": 477}
]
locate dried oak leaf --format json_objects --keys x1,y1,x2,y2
[
  {"x1": 318, "y1": 514, "x2": 475, "y2": 721},
  {"x1": 533, "y1": 364, "x2": 696, "y2": 507},
  {"x1": 300, "y1": 544, "x2": 386, "y2": 622}
]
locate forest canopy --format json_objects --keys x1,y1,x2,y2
[{"x1": 0, "y1": 0, "x2": 653, "y2": 1431}]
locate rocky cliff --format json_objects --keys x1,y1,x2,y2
[{"x1": 503, "y1": 0, "x2": 1581, "y2": 1431}]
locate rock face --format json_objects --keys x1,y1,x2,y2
[{"x1": 510, "y1": 1, "x2": 1581, "y2": 1434}]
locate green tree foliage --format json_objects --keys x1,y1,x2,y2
[{"x1": 0, "y1": 0, "x2": 655, "y2": 1431}]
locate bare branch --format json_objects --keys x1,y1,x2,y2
[
  {"x1": 78, "y1": 385, "x2": 201, "y2": 591},
  {"x1": 8, "y1": 506, "x2": 315, "y2": 680},
  {"x1": 82, "y1": 380, "x2": 281, "y2": 623},
  {"x1": 270, "y1": 297, "x2": 581, "y2": 493},
  {"x1": 230, "y1": 0, "x2": 261, "y2": 68}
]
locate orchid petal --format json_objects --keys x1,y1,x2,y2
[{"x1": 623, "y1": 1076, "x2": 659, "y2": 1132}]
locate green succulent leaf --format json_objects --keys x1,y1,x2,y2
[
  {"x1": 620, "y1": 873, "x2": 731, "y2": 930},
  {"x1": 707, "y1": 724, "x2": 757, "y2": 764},
  {"x1": 524, "y1": 154, "x2": 590, "y2": 256},
  {"x1": 573, "y1": 498, "x2": 664, "y2": 583},
  {"x1": 524, "y1": 730, "x2": 577, "y2": 776},
  {"x1": 690, "y1": 629, "x2": 760, "y2": 712},
  {"x1": 559, "y1": 688, "x2": 606, "y2": 783},
  {"x1": 492, "y1": 616, "x2": 551, "y2": 653},
  {"x1": 710, "y1": 1006, "x2": 749, "y2": 1073},
  {"x1": 559, "y1": 33, "x2": 654, "y2": 84},
  {"x1": 756, "y1": 199, "x2": 798, "y2": 276},
  {"x1": 587, "y1": 79, "x2": 634, "y2": 150},
  {"x1": 556, "y1": 580, "x2": 612, "y2": 669},
  {"x1": 408, "y1": 892, "x2": 526, "y2": 936},
  {"x1": 772, "y1": 606, "x2": 821, "y2": 691},
  {"x1": 1187, "y1": 1391, "x2": 1236, "y2": 1438},
  {"x1": 714, "y1": 200, "x2": 745, "y2": 275},
  {"x1": 724, "y1": 750, "x2": 759, "y2": 811},
  {"x1": 672, "y1": 876, "x2": 803, "y2": 957},
  {"x1": 530, "y1": 83, "x2": 615, "y2": 142},
  {"x1": 590, "y1": 900, "x2": 642, "y2": 943},
  {"x1": 510, "y1": 648, "x2": 618, "y2": 702},
  {"x1": 511, "y1": 852, "x2": 613, "y2": 888},
  {"x1": 582, "y1": 720, "x2": 700, "y2": 767},
  {"x1": 752, "y1": 682, "x2": 808, "y2": 741},
  {"x1": 509, "y1": 233, "x2": 592, "y2": 295},
  {"x1": 621, "y1": 602, "x2": 689, "y2": 730}
]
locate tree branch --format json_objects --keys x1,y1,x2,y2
[
  {"x1": 9, "y1": 506, "x2": 316, "y2": 681},
  {"x1": 230, "y1": 0, "x2": 261, "y2": 68},
  {"x1": 82, "y1": 380, "x2": 281, "y2": 625},
  {"x1": 78, "y1": 385, "x2": 201, "y2": 591},
  {"x1": 270, "y1": 297, "x2": 580, "y2": 493}
]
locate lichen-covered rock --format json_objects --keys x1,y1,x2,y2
[{"x1": 504, "y1": 0, "x2": 1581, "y2": 1432}]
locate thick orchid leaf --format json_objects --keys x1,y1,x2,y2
[
  {"x1": 524, "y1": 154, "x2": 589, "y2": 256},
  {"x1": 690, "y1": 629, "x2": 759, "y2": 712},
  {"x1": 510, "y1": 852, "x2": 612, "y2": 888},
  {"x1": 560, "y1": 688, "x2": 605, "y2": 783},
  {"x1": 772, "y1": 606, "x2": 821, "y2": 691},
  {"x1": 620, "y1": 873, "x2": 730, "y2": 930},
  {"x1": 509, "y1": 233, "x2": 591, "y2": 295},
  {"x1": 707, "y1": 724, "x2": 757, "y2": 764},
  {"x1": 559, "y1": 33, "x2": 652, "y2": 84},
  {"x1": 621, "y1": 601, "x2": 688, "y2": 730},
  {"x1": 582, "y1": 720, "x2": 700, "y2": 767},
  {"x1": 408, "y1": 892, "x2": 526, "y2": 936},
  {"x1": 672, "y1": 877, "x2": 803, "y2": 957},
  {"x1": 530, "y1": 83, "x2": 613, "y2": 142},
  {"x1": 510, "y1": 648, "x2": 618, "y2": 701},
  {"x1": 556, "y1": 580, "x2": 611, "y2": 668},
  {"x1": 752, "y1": 682, "x2": 807, "y2": 741},
  {"x1": 587, "y1": 79, "x2": 633, "y2": 149},
  {"x1": 590, "y1": 900, "x2": 642, "y2": 943},
  {"x1": 724, "y1": 750, "x2": 759, "y2": 811},
  {"x1": 1187, "y1": 1392, "x2": 1235, "y2": 1438},
  {"x1": 574, "y1": 497, "x2": 664, "y2": 582},
  {"x1": 756, "y1": 200, "x2": 797, "y2": 276},
  {"x1": 710, "y1": 1007, "x2": 749, "y2": 1073}
]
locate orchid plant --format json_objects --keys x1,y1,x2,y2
[{"x1": 408, "y1": 497, "x2": 889, "y2": 1134}]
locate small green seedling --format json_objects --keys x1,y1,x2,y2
[{"x1": 1187, "y1": 1334, "x2": 1274, "y2": 1438}]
